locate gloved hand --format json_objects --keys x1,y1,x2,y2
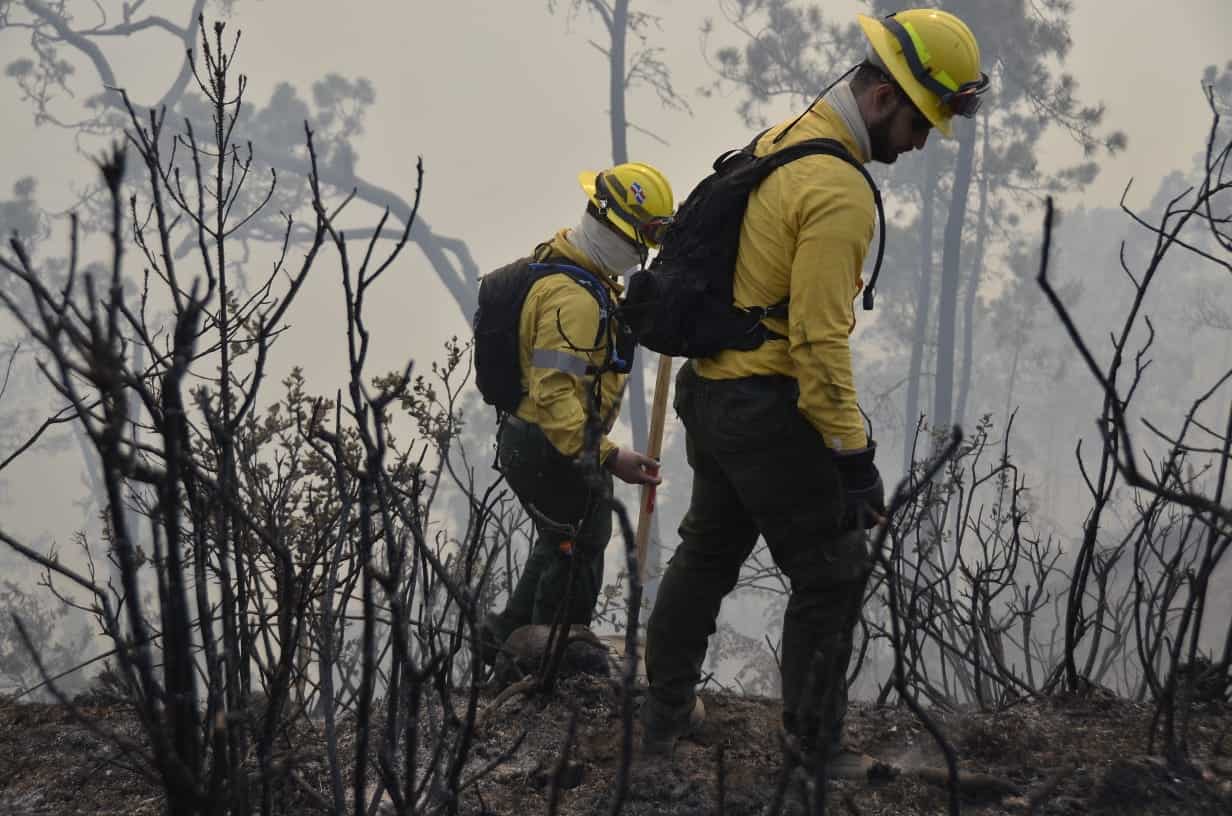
[{"x1": 833, "y1": 442, "x2": 886, "y2": 530}]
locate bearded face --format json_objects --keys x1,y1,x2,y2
[{"x1": 867, "y1": 84, "x2": 933, "y2": 164}]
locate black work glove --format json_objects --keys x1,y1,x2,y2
[{"x1": 834, "y1": 442, "x2": 886, "y2": 531}]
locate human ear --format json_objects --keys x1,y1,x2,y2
[{"x1": 872, "y1": 83, "x2": 899, "y2": 122}]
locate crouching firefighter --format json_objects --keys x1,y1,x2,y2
[{"x1": 473, "y1": 162, "x2": 675, "y2": 662}]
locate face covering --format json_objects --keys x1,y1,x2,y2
[
  {"x1": 567, "y1": 210, "x2": 643, "y2": 280},
  {"x1": 823, "y1": 80, "x2": 872, "y2": 162}
]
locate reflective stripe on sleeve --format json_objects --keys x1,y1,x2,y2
[{"x1": 531, "y1": 349, "x2": 592, "y2": 377}]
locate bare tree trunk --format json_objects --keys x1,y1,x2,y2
[
  {"x1": 608, "y1": 0, "x2": 630, "y2": 167},
  {"x1": 902, "y1": 150, "x2": 939, "y2": 474},
  {"x1": 72, "y1": 377, "x2": 146, "y2": 635},
  {"x1": 932, "y1": 119, "x2": 977, "y2": 435},
  {"x1": 1003, "y1": 341, "x2": 1022, "y2": 425},
  {"x1": 606, "y1": 0, "x2": 646, "y2": 456},
  {"x1": 956, "y1": 114, "x2": 991, "y2": 426},
  {"x1": 604, "y1": 0, "x2": 660, "y2": 597}
]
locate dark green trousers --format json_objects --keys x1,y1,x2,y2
[
  {"x1": 645, "y1": 363, "x2": 868, "y2": 753},
  {"x1": 486, "y1": 416, "x2": 613, "y2": 646}
]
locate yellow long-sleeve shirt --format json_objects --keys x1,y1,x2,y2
[
  {"x1": 514, "y1": 231, "x2": 627, "y2": 462},
  {"x1": 692, "y1": 101, "x2": 875, "y2": 451}
]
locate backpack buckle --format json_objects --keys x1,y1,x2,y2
[{"x1": 742, "y1": 305, "x2": 771, "y2": 335}]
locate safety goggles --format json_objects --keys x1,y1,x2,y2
[
  {"x1": 595, "y1": 173, "x2": 674, "y2": 246},
  {"x1": 635, "y1": 216, "x2": 673, "y2": 246},
  {"x1": 882, "y1": 14, "x2": 989, "y2": 119}
]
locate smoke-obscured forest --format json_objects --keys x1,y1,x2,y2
[{"x1": 0, "y1": 1, "x2": 1229, "y2": 814}]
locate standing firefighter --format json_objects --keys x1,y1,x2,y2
[
  {"x1": 639, "y1": 8, "x2": 989, "y2": 770},
  {"x1": 474, "y1": 162, "x2": 674, "y2": 660}
]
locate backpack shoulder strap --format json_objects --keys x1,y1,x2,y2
[
  {"x1": 759, "y1": 138, "x2": 887, "y2": 310},
  {"x1": 527, "y1": 261, "x2": 633, "y2": 374},
  {"x1": 527, "y1": 261, "x2": 617, "y2": 317}
]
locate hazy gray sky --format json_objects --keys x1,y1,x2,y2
[
  {"x1": 1, "y1": 0, "x2": 1230, "y2": 544},
  {"x1": 3, "y1": 0, "x2": 1230, "y2": 342},
  {"x1": 1, "y1": 1, "x2": 1229, "y2": 680},
  {"x1": 4, "y1": 4, "x2": 1229, "y2": 239}
]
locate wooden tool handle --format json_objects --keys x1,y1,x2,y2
[{"x1": 634, "y1": 354, "x2": 674, "y2": 581}]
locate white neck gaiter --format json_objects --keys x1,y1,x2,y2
[
  {"x1": 567, "y1": 211, "x2": 643, "y2": 280},
  {"x1": 823, "y1": 80, "x2": 872, "y2": 163}
]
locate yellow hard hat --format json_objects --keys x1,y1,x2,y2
[
  {"x1": 858, "y1": 9, "x2": 989, "y2": 137},
  {"x1": 578, "y1": 162, "x2": 674, "y2": 248}
]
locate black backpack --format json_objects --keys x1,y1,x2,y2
[
  {"x1": 620, "y1": 135, "x2": 886, "y2": 358},
  {"x1": 472, "y1": 256, "x2": 634, "y2": 413}
]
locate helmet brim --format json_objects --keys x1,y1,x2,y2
[{"x1": 577, "y1": 170, "x2": 600, "y2": 203}]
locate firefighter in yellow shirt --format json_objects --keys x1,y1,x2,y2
[
  {"x1": 640, "y1": 8, "x2": 990, "y2": 774},
  {"x1": 480, "y1": 163, "x2": 674, "y2": 659}
]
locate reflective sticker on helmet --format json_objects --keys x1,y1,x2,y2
[{"x1": 630, "y1": 181, "x2": 646, "y2": 205}]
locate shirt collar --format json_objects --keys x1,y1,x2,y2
[{"x1": 819, "y1": 81, "x2": 871, "y2": 164}]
